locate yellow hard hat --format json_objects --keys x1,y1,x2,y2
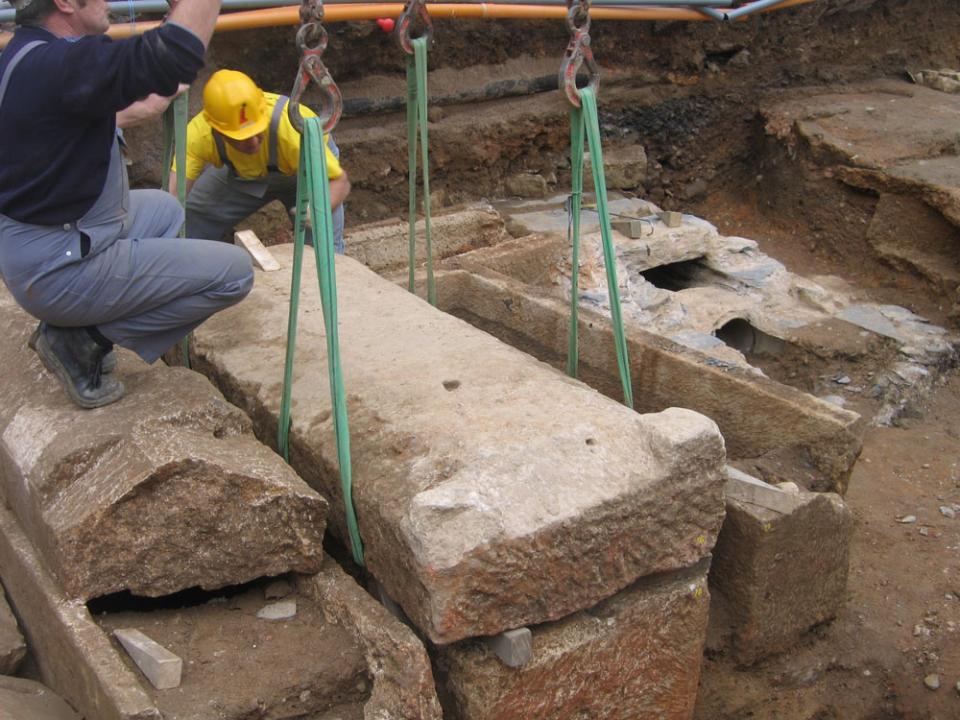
[{"x1": 202, "y1": 70, "x2": 269, "y2": 140}]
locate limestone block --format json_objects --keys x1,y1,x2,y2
[
  {"x1": 0, "y1": 584, "x2": 26, "y2": 674},
  {"x1": 190, "y1": 248, "x2": 727, "y2": 644},
  {"x1": 114, "y1": 629, "x2": 182, "y2": 690},
  {"x1": 0, "y1": 290, "x2": 327, "y2": 601},
  {"x1": 434, "y1": 561, "x2": 711, "y2": 720},
  {"x1": 710, "y1": 490, "x2": 852, "y2": 665},
  {"x1": 0, "y1": 676, "x2": 81, "y2": 720}
]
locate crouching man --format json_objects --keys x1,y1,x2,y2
[{"x1": 0, "y1": 0, "x2": 254, "y2": 409}]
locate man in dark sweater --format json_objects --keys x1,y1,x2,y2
[{"x1": 0, "y1": 0, "x2": 253, "y2": 408}]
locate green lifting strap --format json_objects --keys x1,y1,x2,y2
[
  {"x1": 161, "y1": 93, "x2": 192, "y2": 368},
  {"x1": 278, "y1": 118, "x2": 365, "y2": 567},
  {"x1": 566, "y1": 87, "x2": 634, "y2": 409},
  {"x1": 405, "y1": 36, "x2": 436, "y2": 306}
]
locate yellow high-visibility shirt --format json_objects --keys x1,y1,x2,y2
[{"x1": 174, "y1": 92, "x2": 343, "y2": 181}]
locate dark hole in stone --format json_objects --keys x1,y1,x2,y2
[
  {"x1": 585, "y1": 438, "x2": 597, "y2": 445},
  {"x1": 87, "y1": 577, "x2": 273, "y2": 615},
  {"x1": 638, "y1": 258, "x2": 705, "y2": 292},
  {"x1": 715, "y1": 318, "x2": 787, "y2": 358},
  {"x1": 443, "y1": 379, "x2": 461, "y2": 391}
]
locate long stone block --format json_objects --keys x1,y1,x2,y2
[
  {"x1": 190, "y1": 248, "x2": 726, "y2": 644},
  {"x1": 0, "y1": 290, "x2": 327, "y2": 600},
  {"x1": 434, "y1": 561, "x2": 711, "y2": 720},
  {"x1": 710, "y1": 485, "x2": 852, "y2": 666}
]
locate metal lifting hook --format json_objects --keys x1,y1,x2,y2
[
  {"x1": 288, "y1": 0, "x2": 343, "y2": 133},
  {"x1": 395, "y1": 0, "x2": 434, "y2": 55},
  {"x1": 558, "y1": 0, "x2": 600, "y2": 108}
]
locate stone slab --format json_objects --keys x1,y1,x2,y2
[
  {"x1": 430, "y1": 268, "x2": 861, "y2": 494},
  {"x1": 710, "y1": 490, "x2": 853, "y2": 666},
  {"x1": 345, "y1": 204, "x2": 508, "y2": 273},
  {"x1": 114, "y1": 629, "x2": 182, "y2": 690},
  {"x1": 434, "y1": 560, "x2": 711, "y2": 720},
  {"x1": 0, "y1": 501, "x2": 161, "y2": 720},
  {"x1": 0, "y1": 288, "x2": 328, "y2": 601},
  {"x1": 190, "y1": 248, "x2": 726, "y2": 644},
  {"x1": 0, "y1": 676, "x2": 81, "y2": 720},
  {"x1": 0, "y1": 583, "x2": 26, "y2": 674}
]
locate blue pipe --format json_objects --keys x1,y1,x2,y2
[{"x1": 725, "y1": 0, "x2": 791, "y2": 20}]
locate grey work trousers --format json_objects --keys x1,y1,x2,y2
[
  {"x1": 185, "y1": 166, "x2": 346, "y2": 253},
  {"x1": 0, "y1": 190, "x2": 253, "y2": 363}
]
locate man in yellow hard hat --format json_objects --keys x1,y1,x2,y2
[{"x1": 169, "y1": 69, "x2": 350, "y2": 251}]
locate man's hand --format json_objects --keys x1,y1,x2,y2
[{"x1": 116, "y1": 83, "x2": 189, "y2": 129}]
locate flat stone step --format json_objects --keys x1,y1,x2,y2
[
  {"x1": 0, "y1": 289, "x2": 327, "y2": 601},
  {"x1": 190, "y1": 249, "x2": 726, "y2": 644}
]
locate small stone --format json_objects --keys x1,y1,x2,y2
[
  {"x1": 834, "y1": 375, "x2": 852, "y2": 385},
  {"x1": 257, "y1": 600, "x2": 297, "y2": 621},
  {"x1": 955, "y1": 680, "x2": 960, "y2": 695},
  {"x1": 898, "y1": 515, "x2": 917, "y2": 524},
  {"x1": 939, "y1": 506, "x2": 956, "y2": 519},
  {"x1": 822, "y1": 394, "x2": 847, "y2": 407},
  {"x1": 919, "y1": 527, "x2": 929, "y2": 536},
  {"x1": 923, "y1": 674, "x2": 940, "y2": 690},
  {"x1": 427, "y1": 106, "x2": 445, "y2": 124},
  {"x1": 264, "y1": 579, "x2": 292, "y2": 600}
]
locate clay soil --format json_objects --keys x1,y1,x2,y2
[{"x1": 115, "y1": 0, "x2": 960, "y2": 716}]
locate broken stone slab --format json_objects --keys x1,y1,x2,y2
[
  {"x1": 0, "y1": 289, "x2": 328, "y2": 601},
  {"x1": 0, "y1": 676, "x2": 81, "y2": 720},
  {"x1": 433, "y1": 560, "x2": 711, "y2": 720},
  {"x1": 709, "y1": 487, "x2": 853, "y2": 666},
  {"x1": 0, "y1": 501, "x2": 160, "y2": 720},
  {"x1": 189, "y1": 247, "x2": 727, "y2": 644},
  {"x1": 0, "y1": 583, "x2": 26, "y2": 674},
  {"x1": 345, "y1": 204, "x2": 509, "y2": 273}
]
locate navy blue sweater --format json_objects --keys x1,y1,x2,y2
[{"x1": 0, "y1": 23, "x2": 205, "y2": 225}]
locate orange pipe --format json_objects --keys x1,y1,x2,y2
[
  {"x1": 99, "y1": 0, "x2": 815, "y2": 38},
  {"x1": 0, "y1": 0, "x2": 816, "y2": 47}
]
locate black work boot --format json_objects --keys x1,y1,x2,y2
[
  {"x1": 28, "y1": 322, "x2": 117, "y2": 373},
  {"x1": 34, "y1": 325, "x2": 125, "y2": 409}
]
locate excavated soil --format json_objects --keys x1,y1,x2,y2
[{"x1": 116, "y1": 0, "x2": 960, "y2": 717}]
